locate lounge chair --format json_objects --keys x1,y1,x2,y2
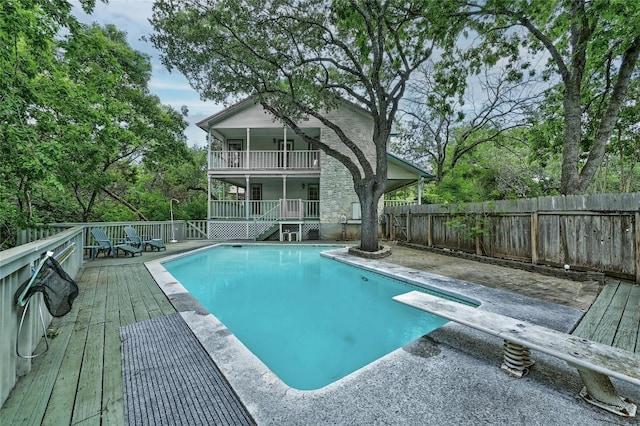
[
  {"x1": 124, "y1": 226, "x2": 166, "y2": 252},
  {"x1": 90, "y1": 228, "x2": 142, "y2": 258}
]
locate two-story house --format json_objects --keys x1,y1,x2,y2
[{"x1": 197, "y1": 97, "x2": 431, "y2": 241}]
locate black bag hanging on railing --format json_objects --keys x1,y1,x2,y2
[
  {"x1": 14, "y1": 248, "x2": 79, "y2": 358},
  {"x1": 15, "y1": 256, "x2": 79, "y2": 317}
]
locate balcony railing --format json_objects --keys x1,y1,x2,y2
[
  {"x1": 210, "y1": 199, "x2": 319, "y2": 220},
  {"x1": 209, "y1": 150, "x2": 320, "y2": 170}
]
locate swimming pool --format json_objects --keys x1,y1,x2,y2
[{"x1": 162, "y1": 245, "x2": 476, "y2": 390}]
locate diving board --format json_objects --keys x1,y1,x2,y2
[{"x1": 394, "y1": 290, "x2": 640, "y2": 417}]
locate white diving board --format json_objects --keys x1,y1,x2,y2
[{"x1": 394, "y1": 290, "x2": 640, "y2": 417}]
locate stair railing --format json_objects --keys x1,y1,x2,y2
[{"x1": 252, "y1": 203, "x2": 281, "y2": 240}]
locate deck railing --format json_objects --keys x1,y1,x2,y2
[
  {"x1": 0, "y1": 227, "x2": 85, "y2": 407},
  {"x1": 209, "y1": 199, "x2": 319, "y2": 220},
  {"x1": 209, "y1": 150, "x2": 320, "y2": 170}
]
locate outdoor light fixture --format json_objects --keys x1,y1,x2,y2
[{"x1": 170, "y1": 198, "x2": 179, "y2": 243}]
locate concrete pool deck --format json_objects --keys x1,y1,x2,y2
[{"x1": 147, "y1": 241, "x2": 640, "y2": 425}]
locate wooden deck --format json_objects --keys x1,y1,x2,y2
[
  {"x1": 0, "y1": 243, "x2": 209, "y2": 426},
  {"x1": 572, "y1": 279, "x2": 640, "y2": 354},
  {"x1": 0, "y1": 244, "x2": 638, "y2": 425}
]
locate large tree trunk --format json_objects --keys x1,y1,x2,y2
[
  {"x1": 560, "y1": 84, "x2": 584, "y2": 194},
  {"x1": 355, "y1": 170, "x2": 387, "y2": 252},
  {"x1": 356, "y1": 128, "x2": 390, "y2": 252},
  {"x1": 358, "y1": 185, "x2": 380, "y2": 252},
  {"x1": 559, "y1": 32, "x2": 640, "y2": 195}
]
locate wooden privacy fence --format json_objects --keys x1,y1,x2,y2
[{"x1": 384, "y1": 193, "x2": 640, "y2": 282}]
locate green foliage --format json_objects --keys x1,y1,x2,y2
[
  {"x1": 0, "y1": 3, "x2": 196, "y2": 249},
  {"x1": 394, "y1": 0, "x2": 639, "y2": 200},
  {"x1": 464, "y1": 0, "x2": 640, "y2": 194},
  {"x1": 411, "y1": 135, "x2": 559, "y2": 204},
  {"x1": 443, "y1": 203, "x2": 491, "y2": 245}
]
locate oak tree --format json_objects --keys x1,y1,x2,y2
[
  {"x1": 150, "y1": 0, "x2": 462, "y2": 252},
  {"x1": 464, "y1": 0, "x2": 640, "y2": 194}
]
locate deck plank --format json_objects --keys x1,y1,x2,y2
[
  {"x1": 590, "y1": 282, "x2": 632, "y2": 346},
  {"x1": 613, "y1": 284, "x2": 640, "y2": 353},
  {"x1": 572, "y1": 281, "x2": 619, "y2": 339},
  {"x1": 115, "y1": 267, "x2": 136, "y2": 327},
  {"x1": 126, "y1": 265, "x2": 153, "y2": 323},
  {"x1": 41, "y1": 267, "x2": 99, "y2": 426},
  {"x1": 136, "y1": 265, "x2": 168, "y2": 318},
  {"x1": 71, "y1": 266, "x2": 108, "y2": 425},
  {"x1": 71, "y1": 323, "x2": 105, "y2": 426},
  {"x1": 102, "y1": 266, "x2": 125, "y2": 425}
]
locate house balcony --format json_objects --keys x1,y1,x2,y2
[
  {"x1": 209, "y1": 199, "x2": 319, "y2": 221},
  {"x1": 209, "y1": 150, "x2": 321, "y2": 172}
]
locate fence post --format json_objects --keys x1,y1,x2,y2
[
  {"x1": 531, "y1": 210, "x2": 538, "y2": 265},
  {"x1": 406, "y1": 207, "x2": 411, "y2": 242},
  {"x1": 635, "y1": 212, "x2": 640, "y2": 283},
  {"x1": 390, "y1": 213, "x2": 395, "y2": 240},
  {"x1": 427, "y1": 214, "x2": 433, "y2": 247},
  {"x1": 475, "y1": 215, "x2": 483, "y2": 255}
]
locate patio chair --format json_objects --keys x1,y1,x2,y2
[
  {"x1": 123, "y1": 226, "x2": 166, "y2": 252},
  {"x1": 90, "y1": 228, "x2": 142, "y2": 258}
]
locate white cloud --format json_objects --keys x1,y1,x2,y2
[{"x1": 148, "y1": 79, "x2": 194, "y2": 91}]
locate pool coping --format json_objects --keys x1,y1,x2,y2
[{"x1": 144, "y1": 243, "x2": 627, "y2": 425}]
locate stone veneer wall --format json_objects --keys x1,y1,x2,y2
[{"x1": 318, "y1": 104, "x2": 377, "y2": 240}]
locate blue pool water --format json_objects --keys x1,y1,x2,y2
[{"x1": 164, "y1": 245, "x2": 459, "y2": 390}]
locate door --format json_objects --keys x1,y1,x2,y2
[
  {"x1": 228, "y1": 140, "x2": 243, "y2": 168},
  {"x1": 251, "y1": 184, "x2": 262, "y2": 215},
  {"x1": 307, "y1": 184, "x2": 319, "y2": 217},
  {"x1": 278, "y1": 139, "x2": 293, "y2": 168}
]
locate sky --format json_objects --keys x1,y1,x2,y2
[{"x1": 71, "y1": 0, "x2": 222, "y2": 147}]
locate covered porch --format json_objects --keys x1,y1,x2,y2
[
  {"x1": 207, "y1": 173, "x2": 321, "y2": 240},
  {"x1": 209, "y1": 199, "x2": 319, "y2": 221},
  {"x1": 383, "y1": 152, "x2": 434, "y2": 206}
]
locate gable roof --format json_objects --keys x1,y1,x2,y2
[
  {"x1": 196, "y1": 97, "x2": 256, "y2": 130},
  {"x1": 196, "y1": 95, "x2": 376, "y2": 131}
]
